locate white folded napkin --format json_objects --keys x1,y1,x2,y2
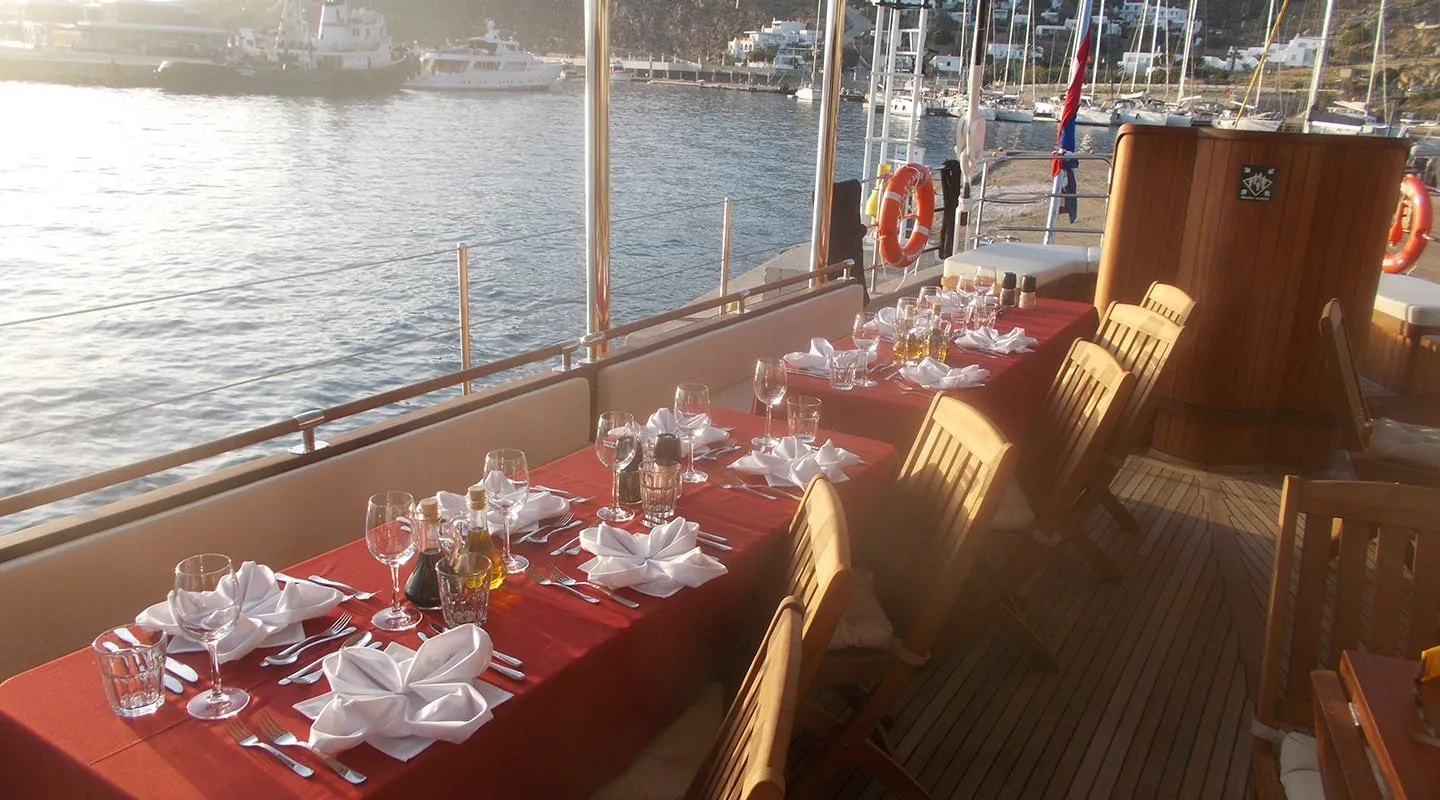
[
  {"x1": 729, "y1": 436, "x2": 862, "y2": 487},
  {"x1": 136, "y1": 561, "x2": 343, "y2": 663},
  {"x1": 294, "y1": 625, "x2": 511, "y2": 761},
  {"x1": 875, "y1": 306, "x2": 897, "y2": 339},
  {"x1": 782, "y1": 337, "x2": 836, "y2": 374},
  {"x1": 954, "y1": 326, "x2": 1038, "y2": 355},
  {"x1": 645, "y1": 408, "x2": 731, "y2": 454},
  {"x1": 435, "y1": 488, "x2": 569, "y2": 533},
  {"x1": 899, "y1": 358, "x2": 991, "y2": 390},
  {"x1": 578, "y1": 517, "x2": 727, "y2": 598}
]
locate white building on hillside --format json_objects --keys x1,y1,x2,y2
[{"x1": 726, "y1": 19, "x2": 818, "y2": 62}]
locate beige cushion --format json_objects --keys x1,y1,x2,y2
[
  {"x1": 596, "y1": 285, "x2": 864, "y2": 421},
  {"x1": 590, "y1": 682, "x2": 725, "y2": 800},
  {"x1": 828, "y1": 569, "x2": 894, "y2": 650},
  {"x1": 1374, "y1": 273, "x2": 1440, "y2": 327},
  {"x1": 1277, "y1": 731, "x2": 1389, "y2": 800},
  {"x1": 1370, "y1": 417, "x2": 1440, "y2": 469},
  {"x1": 943, "y1": 243, "x2": 1092, "y2": 290},
  {"x1": 989, "y1": 482, "x2": 1037, "y2": 532}
]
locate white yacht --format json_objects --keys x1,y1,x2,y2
[{"x1": 406, "y1": 22, "x2": 562, "y2": 91}]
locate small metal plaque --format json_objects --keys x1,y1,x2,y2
[{"x1": 1239, "y1": 165, "x2": 1278, "y2": 202}]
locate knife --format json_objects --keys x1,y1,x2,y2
[
  {"x1": 279, "y1": 631, "x2": 372, "y2": 686},
  {"x1": 101, "y1": 642, "x2": 184, "y2": 694},
  {"x1": 115, "y1": 627, "x2": 199, "y2": 683},
  {"x1": 417, "y1": 632, "x2": 527, "y2": 681}
]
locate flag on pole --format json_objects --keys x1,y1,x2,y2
[{"x1": 1053, "y1": 0, "x2": 1095, "y2": 223}]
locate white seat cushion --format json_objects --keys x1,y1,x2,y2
[
  {"x1": 989, "y1": 482, "x2": 1037, "y2": 532},
  {"x1": 828, "y1": 569, "x2": 895, "y2": 650},
  {"x1": 590, "y1": 682, "x2": 725, "y2": 800},
  {"x1": 1374, "y1": 273, "x2": 1440, "y2": 327},
  {"x1": 944, "y1": 243, "x2": 1092, "y2": 290},
  {"x1": 1278, "y1": 732, "x2": 1324, "y2": 800},
  {"x1": 1370, "y1": 417, "x2": 1440, "y2": 469}
]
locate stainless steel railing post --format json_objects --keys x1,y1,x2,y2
[
  {"x1": 719, "y1": 197, "x2": 733, "y2": 313},
  {"x1": 457, "y1": 243, "x2": 472, "y2": 395},
  {"x1": 583, "y1": 0, "x2": 612, "y2": 362},
  {"x1": 289, "y1": 409, "x2": 328, "y2": 455}
]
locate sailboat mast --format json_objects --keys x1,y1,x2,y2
[
  {"x1": 1144, "y1": 1, "x2": 1160, "y2": 94},
  {"x1": 1003, "y1": 0, "x2": 1017, "y2": 85},
  {"x1": 1365, "y1": 0, "x2": 1386, "y2": 115},
  {"x1": 1090, "y1": 0, "x2": 1105, "y2": 91},
  {"x1": 1176, "y1": 0, "x2": 1196, "y2": 101},
  {"x1": 1303, "y1": 0, "x2": 1336, "y2": 133},
  {"x1": 1130, "y1": 0, "x2": 1148, "y2": 92},
  {"x1": 1021, "y1": 0, "x2": 1035, "y2": 103}
]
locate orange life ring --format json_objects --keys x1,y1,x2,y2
[
  {"x1": 876, "y1": 163, "x2": 935, "y2": 268},
  {"x1": 1382, "y1": 174, "x2": 1431, "y2": 273}
]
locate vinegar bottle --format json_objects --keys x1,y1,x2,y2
[
  {"x1": 404, "y1": 497, "x2": 444, "y2": 610},
  {"x1": 465, "y1": 486, "x2": 506, "y2": 590}
]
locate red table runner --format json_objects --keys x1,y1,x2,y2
[
  {"x1": 0, "y1": 409, "x2": 896, "y2": 799},
  {"x1": 762, "y1": 299, "x2": 1099, "y2": 452}
]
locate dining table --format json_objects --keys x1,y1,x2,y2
[
  {"x1": 0, "y1": 408, "x2": 897, "y2": 799},
  {"x1": 1312, "y1": 651, "x2": 1440, "y2": 800},
  {"x1": 767, "y1": 298, "x2": 1100, "y2": 452}
]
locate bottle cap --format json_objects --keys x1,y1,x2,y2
[
  {"x1": 466, "y1": 485, "x2": 486, "y2": 509},
  {"x1": 1001, "y1": 272, "x2": 1017, "y2": 289},
  {"x1": 417, "y1": 496, "x2": 440, "y2": 523},
  {"x1": 1020, "y1": 275, "x2": 1037, "y2": 292}
]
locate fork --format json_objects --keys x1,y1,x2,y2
[
  {"x1": 225, "y1": 721, "x2": 314, "y2": 777},
  {"x1": 305, "y1": 575, "x2": 378, "y2": 601},
  {"x1": 526, "y1": 566, "x2": 599, "y2": 604},
  {"x1": 716, "y1": 476, "x2": 777, "y2": 500},
  {"x1": 521, "y1": 512, "x2": 579, "y2": 545},
  {"x1": 262, "y1": 615, "x2": 358, "y2": 666},
  {"x1": 533, "y1": 485, "x2": 591, "y2": 504},
  {"x1": 539, "y1": 565, "x2": 639, "y2": 609},
  {"x1": 725, "y1": 471, "x2": 802, "y2": 501},
  {"x1": 253, "y1": 711, "x2": 366, "y2": 784}
]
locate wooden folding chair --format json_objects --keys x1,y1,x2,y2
[
  {"x1": 780, "y1": 476, "x2": 854, "y2": 695},
  {"x1": 977, "y1": 338, "x2": 1136, "y2": 592},
  {"x1": 684, "y1": 598, "x2": 805, "y2": 800},
  {"x1": 1141, "y1": 280, "x2": 1197, "y2": 325},
  {"x1": 1320, "y1": 299, "x2": 1440, "y2": 489},
  {"x1": 1252, "y1": 477, "x2": 1440, "y2": 800},
  {"x1": 790, "y1": 395, "x2": 1019, "y2": 800},
  {"x1": 1083, "y1": 302, "x2": 1188, "y2": 533}
]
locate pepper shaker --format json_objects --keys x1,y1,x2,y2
[
  {"x1": 1018, "y1": 275, "x2": 1038, "y2": 310},
  {"x1": 1000, "y1": 272, "x2": 1018, "y2": 308}
]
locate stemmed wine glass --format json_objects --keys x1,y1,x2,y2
[
  {"x1": 973, "y1": 265, "x2": 997, "y2": 297},
  {"x1": 673, "y1": 383, "x2": 711, "y2": 484},
  {"x1": 752, "y1": 357, "x2": 788, "y2": 453},
  {"x1": 169, "y1": 554, "x2": 248, "y2": 720},
  {"x1": 595, "y1": 412, "x2": 638, "y2": 523},
  {"x1": 365, "y1": 490, "x2": 421, "y2": 632},
  {"x1": 484, "y1": 448, "x2": 531, "y2": 575},
  {"x1": 852, "y1": 312, "x2": 881, "y2": 387}
]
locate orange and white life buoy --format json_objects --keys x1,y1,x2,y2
[
  {"x1": 1382, "y1": 174, "x2": 1431, "y2": 274},
  {"x1": 876, "y1": 162, "x2": 935, "y2": 268}
]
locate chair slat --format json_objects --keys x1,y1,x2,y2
[
  {"x1": 1330, "y1": 518, "x2": 1372, "y2": 658},
  {"x1": 1367, "y1": 526, "x2": 1410, "y2": 655},
  {"x1": 1406, "y1": 531, "x2": 1440, "y2": 656},
  {"x1": 1318, "y1": 300, "x2": 1373, "y2": 452},
  {"x1": 1141, "y1": 281, "x2": 1197, "y2": 325}
]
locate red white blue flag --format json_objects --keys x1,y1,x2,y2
[{"x1": 1054, "y1": 0, "x2": 1095, "y2": 223}]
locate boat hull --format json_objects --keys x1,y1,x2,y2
[
  {"x1": 994, "y1": 108, "x2": 1034, "y2": 123},
  {"x1": 1076, "y1": 108, "x2": 1115, "y2": 126},
  {"x1": 405, "y1": 63, "x2": 560, "y2": 91},
  {"x1": 156, "y1": 58, "x2": 411, "y2": 95}
]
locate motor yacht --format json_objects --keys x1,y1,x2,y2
[{"x1": 406, "y1": 22, "x2": 562, "y2": 91}]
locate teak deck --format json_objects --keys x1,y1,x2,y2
[{"x1": 831, "y1": 455, "x2": 1285, "y2": 799}]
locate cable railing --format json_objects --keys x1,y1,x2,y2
[{"x1": 0, "y1": 190, "x2": 823, "y2": 525}]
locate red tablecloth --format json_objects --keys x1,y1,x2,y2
[
  {"x1": 0, "y1": 409, "x2": 896, "y2": 800},
  {"x1": 761, "y1": 299, "x2": 1099, "y2": 451}
]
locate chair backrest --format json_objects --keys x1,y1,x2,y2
[
  {"x1": 872, "y1": 395, "x2": 1019, "y2": 656},
  {"x1": 783, "y1": 476, "x2": 853, "y2": 696},
  {"x1": 1318, "y1": 299, "x2": 1373, "y2": 452},
  {"x1": 686, "y1": 597, "x2": 805, "y2": 800},
  {"x1": 1094, "y1": 303, "x2": 1186, "y2": 454},
  {"x1": 1020, "y1": 339, "x2": 1137, "y2": 531},
  {"x1": 1257, "y1": 477, "x2": 1440, "y2": 731},
  {"x1": 1141, "y1": 281, "x2": 1197, "y2": 325}
]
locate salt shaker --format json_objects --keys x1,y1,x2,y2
[
  {"x1": 1000, "y1": 272, "x2": 1018, "y2": 308},
  {"x1": 1019, "y1": 275, "x2": 1038, "y2": 310}
]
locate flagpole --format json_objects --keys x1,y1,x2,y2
[{"x1": 1045, "y1": 0, "x2": 1095, "y2": 245}]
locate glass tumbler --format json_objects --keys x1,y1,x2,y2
[
  {"x1": 92, "y1": 626, "x2": 167, "y2": 718},
  {"x1": 435, "y1": 552, "x2": 493, "y2": 627},
  {"x1": 641, "y1": 459, "x2": 682, "y2": 525},
  {"x1": 786, "y1": 396, "x2": 822, "y2": 443},
  {"x1": 828, "y1": 351, "x2": 860, "y2": 391}
]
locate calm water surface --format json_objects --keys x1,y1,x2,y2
[{"x1": 0, "y1": 80, "x2": 1114, "y2": 531}]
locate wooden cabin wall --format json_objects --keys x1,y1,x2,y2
[{"x1": 1097, "y1": 126, "x2": 1410, "y2": 468}]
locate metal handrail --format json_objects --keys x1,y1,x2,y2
[
  {"x1": 969, "y1": 150, "x2": 1115, "y2": 248},
  {"x1": 0, "y1": 262, "x2": 853, "y2": 520}
]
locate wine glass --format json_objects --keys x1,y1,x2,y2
[
  {"x1": 169, "y1": 554, "x2": 248, "y2": 720},
  {"x1": 365, "y1": 490, "x2": 421, "y2": 631},
  {"x1": 673, "y1": 383, "x2": 711, "y2": 484},
  {"x1": 852, "y1": 311, "x2": 881, "y2": 387},
  {"x1": 484, "y1": 448, "x2": 530, "y2": 575},
  {"x1": 973, "y1": 265, "x2": 997, "y2": 297},
  {"x1": 917, "y1": 286, "x2": 942, "y2": 316},
  {"x1": 752, "y1": 357, "x2": 788, "y2": 453},
  {"x1": 595, "y1": 412, "x2": 638, "y2": 523}
]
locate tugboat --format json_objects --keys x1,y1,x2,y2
[{"x1": 155, "y1": 0, "x2": 410, "y2": 95}]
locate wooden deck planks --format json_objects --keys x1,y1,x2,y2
[{"x1": 823, "y1": 456, "x2": 1284, "y2": 798}]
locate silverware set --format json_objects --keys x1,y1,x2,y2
[
  {"x1": 416, "y1": 624, "x2": 526, "y2": 682},
  {"x1": 533, "y1": 485, "x2": 591, "y2": 504},
  {"x1": 694, "y1": 440, "x2": 744, "y2": 462},
  {"x1": 278, "y1": 630, "x2": 377, "y2": 685},
  {"x1": 261, "y1": 614, "x2": 357, "y2": 667},
  {"x1": 719, "y1": 470, "x2": 803, "y2": 501},
  {"x1": 532, "y1": 564, "x2": 640, "y2": 609},
  {"x1": 114, "y1": 626, "x2": 199, "y2": 685},
  {"x1": 226, "y1": 712, "x2": 367, "y2": 784},
  {"x1": 519, "y1": 512, "x2": 581, "y2": 545}
]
